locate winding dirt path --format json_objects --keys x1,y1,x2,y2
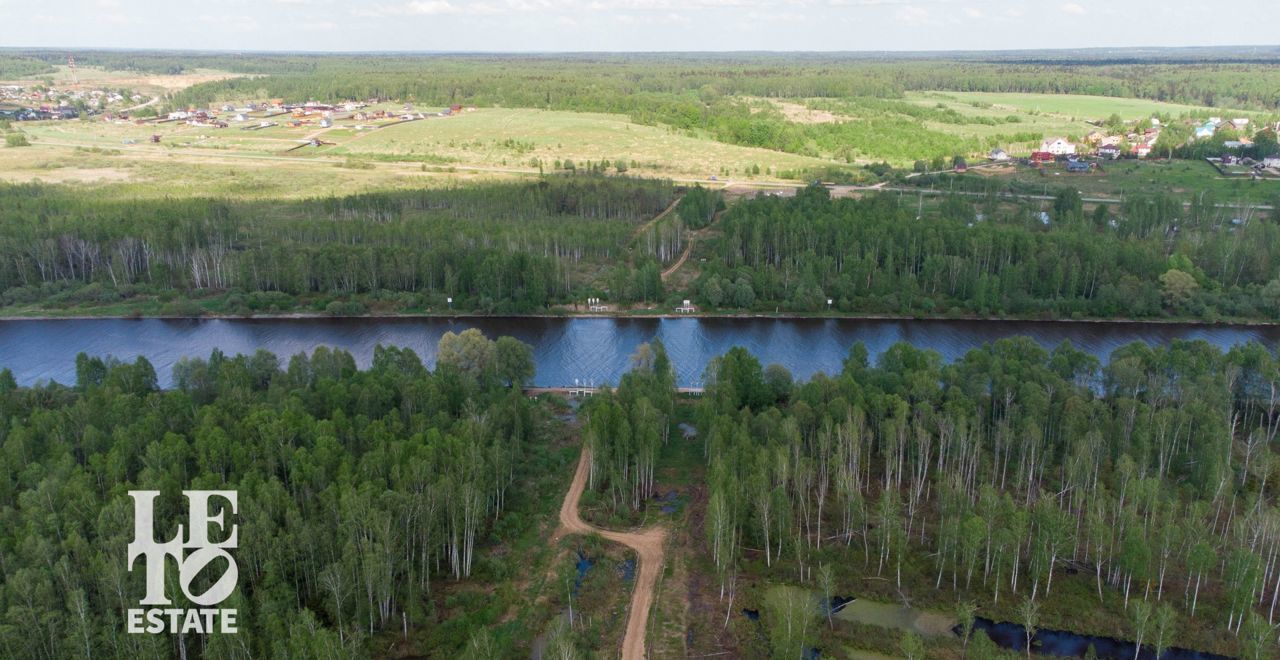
[
  {"x1": 660, "y1": 208, "x2": 726, "y2": 282},
  {"x1": 659, "y1": 234, "x2": 696, "y2": 282},
  {"x1": 553, "y1": 447, "x2": 666, "y2": 660},
  {"x1": 629, "y1": 195, "x2": 683, "y2": 243}
]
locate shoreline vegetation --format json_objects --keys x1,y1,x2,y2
[
  {"x1": 3, "y1": 307, "x2": 1280, "y2": 327},
  {"x1": 5, "y1": 177, "x2": 1280, "y2": 327}
]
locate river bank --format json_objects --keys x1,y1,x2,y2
[{"x1": 2, "y1": 307, "x2": 1279, "y2": 327}]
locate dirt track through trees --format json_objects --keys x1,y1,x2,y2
[{"x1": 553, "y1": 446, "x2": 666, "y2": 660}]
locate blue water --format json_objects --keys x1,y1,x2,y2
[
  {"x1": 2, "y1": 316, "x2": 1277, "y2": 388},
  {"x1": 572, "y1": 550, "x2": 593, "y2": 594},
  {"x1": 970, "y1": 617, "x2": 1232, "y2": 659}
]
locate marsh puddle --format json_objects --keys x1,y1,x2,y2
[{"x1": 833, "y1": 598, "x2": 957, "y2": 637}]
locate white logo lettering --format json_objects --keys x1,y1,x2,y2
[{"x1": 126, "y1": 490, "x2": 238, "y2": 634}]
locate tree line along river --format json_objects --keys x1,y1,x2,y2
[{"x1": 1, "y1": 316, "x2": 1278, "y2": 389}]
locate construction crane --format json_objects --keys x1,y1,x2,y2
[{"x1": 68, "y1": 55, "x2": 78, "y2": 85}]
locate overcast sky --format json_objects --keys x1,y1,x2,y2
[{"x1": 2, "y1": 0, "x2": 1278, "y2": 53}]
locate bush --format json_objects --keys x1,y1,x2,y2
[
  {"x1": 5, "y1": 133, "x2": 30, "y2": 148},
  {"x1": 324, "y1": 300, "x2": 367, "y2": 316},
  {"x1": 160, "y1": 299, "x2": 204, "y2": 316},
  {"x1": 247, "y1": 290, "x2": 295, "y2": 311}
]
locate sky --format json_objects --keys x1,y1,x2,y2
[{"x1": 2, "y1": 0, "x2": 1278, "y2": 53}]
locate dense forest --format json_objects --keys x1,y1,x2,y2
[
  {"x1": 5, "y1": 176, "x2": 1280, "y2": 321},
  {"x1": 149, "y1": 54, "x2": 1280, "y2": 114},
  {"x1": 0, "y1": 328, "x2": 567, "y2": 659},
  {"x1": 699, "y1": 184, "x2": 1280, "y2": 320},
  {"x1": 695, "y1": 337, "x2": 1280, "y2": 657},
  {"x1": 0, "y1": 55, "x2": 55, "y2": 79},
  {"x1": 0, "y1": 175, "x2": 674, "y2": 315}
]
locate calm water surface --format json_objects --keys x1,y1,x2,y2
[{"x1": 1, "y1": 316, "x2": 1278, "y2": 388}]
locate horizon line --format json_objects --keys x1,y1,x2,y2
[{"x1": 2, "y1": 44, "x2": 1280, "y2": 57}]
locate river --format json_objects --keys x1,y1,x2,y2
[{"x1": 1, "y1": 316, "x2": 1277, "y2": 388}]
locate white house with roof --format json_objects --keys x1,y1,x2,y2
[{"x1": 1040, "y1": 137, "x2": 1076, "y2": 155}]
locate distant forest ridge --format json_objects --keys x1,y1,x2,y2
[{"x1": 3, "y1": 48, "x2": 1280, "y2": 112}]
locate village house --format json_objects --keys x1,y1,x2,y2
[
  {"x1": 1099, "y1": 143, "x2": 1122, "y2": 159},
  {"x1": 989, "y1": 148, "x2": 1010, "y2": 162},
  {"x1": 1040, "y1": 137, "x2": 1076, "y2": 156},
  {"x1": 1132, "y1": 143, "x2": 1153, "y2": 158}
]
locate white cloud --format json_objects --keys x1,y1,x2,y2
[
  {"x1": 963, "y1": 6, "x2": 982, "y2": 18},
  {"x1": 744, "y1": 9, "x2": 804, "y2": 22},
  {"x1": 1060, "y1": 2, "x2": 1086, "y2": 14},
  {"x1": 197, "y1": 14, "x2": 261, "y2": 31},
  {"x1": 405, "y1": 0, "x2": 459, "y2": 14},
  {"x1": 894, "y1": 5, "x2": 929, "y2": 23}
]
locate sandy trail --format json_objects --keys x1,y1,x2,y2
[
  {"x1": 554, "y1": 447, "x2": 666, "y2": 660},
  {"x1": 660, "y1": 233, "x2": 696, "y2": 282},
  {"x1": 661, "y1": 207, "x2": 726, "y2": 282},
  {"x1": 629, "y1": 195, "x2": 682, "y2": 243}
]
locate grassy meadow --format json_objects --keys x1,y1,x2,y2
[{"x1": 928, "y1": 91, "x2": 1260, "y2": 121}]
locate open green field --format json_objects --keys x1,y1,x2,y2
[
  {"x1": 764, "y1": 89, "x2": 1266, "y2": 165},
  {"x1": 4, "y1": 107, "x2": 840, "y2": 193},
  {"x1": 926, "y1": 91, "x2": 1260, "y2": 122},
  {"x1": 315, "y1": 107, "x2": 838, "y2": 179},
  {"x1": 904, "y1": 91, "x2": 1098, "y2": 149},
  {"x1": 0, "y1": 134, "x2": 507, "y2": 199},
  {"x1": 0, "y1": 64, "x2": 243, "y2": 95}
]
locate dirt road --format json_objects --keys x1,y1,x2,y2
[
  {"x1": 554, "y1": 447, "x2": 666, "y2": 660},
  {"x1": 629, "y1": 195, "x2": 682, "y2": 243},
  {"x1": 660, "y1": 207, "x2": 726, "y2": 282},
  {"x1": 660, "y1": 234, "x2": 696, "y2": 282}
]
